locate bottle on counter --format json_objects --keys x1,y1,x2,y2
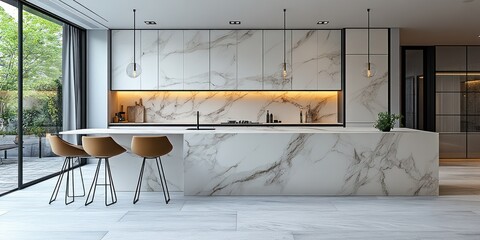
[
  {"x1": 113, "y1": 113, "x2": 119, "y2": 123},
  {"x1": 266, "y1": 110, "x2": 270, "y2": 123},
  {"x1": 300, "y1": 110, "x2": 303, "y2": 123},
  {"x1": 270, "y1": 113, "x2": 274, "y2": 123},
  {"x1": 306, "y1": 109, "x2": 312, "y2": 123}
]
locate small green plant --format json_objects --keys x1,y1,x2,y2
[{"x1": 373, "y1": 112, "x2": 402, "y2": 132}]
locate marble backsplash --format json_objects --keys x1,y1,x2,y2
[{"x1": 112, "y1": 91, "x2": 339, "y2": 124}]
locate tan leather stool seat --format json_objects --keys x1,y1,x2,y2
[
  {"x1": 82, "y1": 136, "x2": 126, "y2": 158},
  {"x1": 131, "y1": 136, "x2": 173, "y2": 158},
  {"x1": 82, "y1": 136, "x2": 126, "y2": 206},
  {"x1": 47, "y1": 134, "x2": 88, "y2": 205},
  {"x1": 131, "y1": 136, "x2": 173, "y2": 204}
]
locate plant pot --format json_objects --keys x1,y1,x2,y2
[{"x1": 381, "y1": 128, "x2": 391, "y2": 132}]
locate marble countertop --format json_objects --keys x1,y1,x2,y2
[{"x1": 60, "y1": 127, "x2": 436, "y2": 135}]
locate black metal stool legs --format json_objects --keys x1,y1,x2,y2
[
  {"x1": 85, "y1": 158, "x2": 117, "y2": 206},
  {"x1": 49, "y1": 157, "x2": 69, "y2": 204},
  {"x1": 49, "y1": 157, "x2": 86, "y2": 205},
  {"x1": 156, "y1": 157, "x2": 170, "y2": 204},
  {"x1": 85, "y1": 159, "x2": 102, "y2": 206},
  {"x1": 133, "y1": 157, "x2": 170, "y2": 204},
  {"x1": 133, "y1": 157, "x2": 147, "y2": 204},
  {"x1": 67, "y1": 157, "x2": 86, "y2": 197},
  {"x1": 105, "y1": 158, "x2": 117, "y2": 206}
]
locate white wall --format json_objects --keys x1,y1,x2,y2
[
  {"x1": 390, "y1": 28, "x2": 401, "y2": 126},
  {"x1": 87, "y1": 30, "x2": 109, "y2": 128}
]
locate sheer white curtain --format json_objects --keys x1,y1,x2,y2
[{"x1": 62, "y1": 25, "x2": 85, "y2": 144}]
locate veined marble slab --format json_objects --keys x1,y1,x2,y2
[
  {"x1": 61, "y1": 127, "x2": 437, "y2": 196},
  {"x1": 346, "y1": 55, "x2": 389, "y2": 124},
  {"x1": 184, "y1": 131, "x2": 438, "y2": 196},
  {"x1": 114, "y1": 91, "x2": 338, "y2": 124}
]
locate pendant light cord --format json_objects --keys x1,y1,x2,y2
[
  {"x1": 367, "y1": 8, "x2": 370, "y2": 68},
  {"x1": 133, "y1": 9, "x2": 136, "y2": 71},
  {"x1": 283, "y1": 9, "x2": 286, "y2": 70}
]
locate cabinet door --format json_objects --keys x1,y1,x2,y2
[
  {"x1": 140, "y1": 30, "x2": 158, "y2": 90},
  {"x1": 346, "y1": 55, "x2": 389, "y2": 123},
  {"x1": 184, "y1": 30, "x2": 210, "y2": 90},
  {"x1": 292, "y1": 30, "x2": 317, "y2": 90},
  {"x1": 210, "y1": 30, "x2": 237, "y2": 90},
  {"x1": 237, "y1": 30, "x2": 262, "y2": 90},
  {"x1": 111, "y1": 30, "x2": 141, "y2": 90},
  {"x1": 159, "y1": 30, "x2": 184, "y2": 89},
  {"x1": 318, "y1": 30, "x2": 341, "y2": 90},
  {"x1": 263, "y1": 30, "x2": 292, "y2": 90},
  {"x1": 345, "y1": 29, "x2": 388, "y2": 55}
]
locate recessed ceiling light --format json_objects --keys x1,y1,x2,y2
[
  {"x1": 229, "y1": 21, "x2": 241, "y2": 25},
  {"x1": 317, "y1": 21, "x2": 329, "y2": 25},
  {"x1": 144, "y1": 21, "x2": 157, "y2": 25}
]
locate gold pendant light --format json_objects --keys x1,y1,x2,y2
[{"x1": 363, "y1": 8, "x2": 376, "y2": 78}]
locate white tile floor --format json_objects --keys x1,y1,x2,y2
[{"x1": 0, "y1": 164, "x2": 480, "y2": 239}]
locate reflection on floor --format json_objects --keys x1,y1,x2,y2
[
  {"x1": 440, "y1": 159, "x2": 480, "y2": 195},
  {"x1": 0, "y1": 157, "x2": 64, "y2": 194},
  {"x1": 0, "y1": 162, "x2": 479, "y2": 239}
]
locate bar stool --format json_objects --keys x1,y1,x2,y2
[
  {"x1": 82, "y1": 136, "x2": 126, "y2": 206},
  {"x1": 47, "y1": 134, "x2": 88, "y2": 205},
  {"x1": 131, "y1": 136, "x2": 173, "y2": 204}
]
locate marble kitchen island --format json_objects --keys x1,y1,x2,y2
[{"x1": 61, "y1": 127, "x2": 439, "y2": 196}]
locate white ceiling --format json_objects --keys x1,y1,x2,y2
[{"x1": 28, "y1": 0, "x2": 480, "y2": 45}]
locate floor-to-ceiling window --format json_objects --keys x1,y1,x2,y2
[
  {"x1": 0, "y1": 0, "x2": 84, "y2": 196},
  {"x1": 0, "y1": 0, "x2": 18, "y2": 195},
  {"x1": 21, "y1": 5, "x2": 64, "y2": 184}
]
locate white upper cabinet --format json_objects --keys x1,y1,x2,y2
[
  {"x1": 292, "y1": 30, "x2": 342, "y2": 90},
  {"x1": 264, "y1": 30, "x2": 292, "y2": 90},
  {"x1": 184, "y1": 30, "x2": 210, "y2": 90},
  {"x1": 140, "y1": 30, "x2": 159, "y2": 90},
  {"x1": 346, "y1": 29, "x2": 388, "y2": 55},
  {"x1": 210, "y1": 30, "x2": 237, "y2": 90},
  {"x1": 346, "y1": 55, "x2": 389, "y2": 123},
  {"x1": 237, "y1": 30, "x2": 263, "y2": 90},
  {"x1": 292, "y1": 30, "x2": 317, "y2": 90},
  {"x1": 111, "y1": 30, "x2": 141, "y2": 90},
  {"x1": 317, "y1": 30, "x2": 342, "y2": 90},
  {"x1": 158, "y1": 30, "x2": 184, "y2": 89},
  {"x1": 111, "y1": 29, "x2": 344, "y2": 91}
]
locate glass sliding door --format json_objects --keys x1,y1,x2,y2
[
  {"x1": 436, "y1": 46, "x2": 467, "y2": 159},
  {"x1": 0, "y1": 0, "x2": 19, "y2": 195},
  {"x1": 0, "y1": 0, "x2": 85, "y2": 196},
  {"x1": 435, "y1": 46, "x2": 480, "y2": 159},
  {"x1": 404, "y1": 49, "x2": 425, "y2": 130},
  {"x1": 21, "y1": 5, "x2": 64, "y2": 184},
  {"x1": 466, "y1": 46, "x2": 480, "y2": 158}
]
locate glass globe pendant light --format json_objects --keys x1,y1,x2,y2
[
  {"x1": 362, "y1": 8, "x2": 376, "y2": 78},
  {"x1": 126, "y1": 9, "x2": 142, "y2": 78}
]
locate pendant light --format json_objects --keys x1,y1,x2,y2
[
  {"x1": 282, "y1": 8, "x2": 288, "y2": 80},
  {"x1": 362, "y1": 8, "x2": 376, "y2": 78},
  {"x1": 126, "y1": 9, "x2": 142, "y2": 78}
]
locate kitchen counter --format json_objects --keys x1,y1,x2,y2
[
  {"x1": 61, "y1": 127, "x2": 439, "y2": 196},
  {"x1": 62, "y1": 126, "x2": 428, "y2": 134}
]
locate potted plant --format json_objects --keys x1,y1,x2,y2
[{"x1": 373, "y1": 112, "x2": 402, "y2": 132}]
